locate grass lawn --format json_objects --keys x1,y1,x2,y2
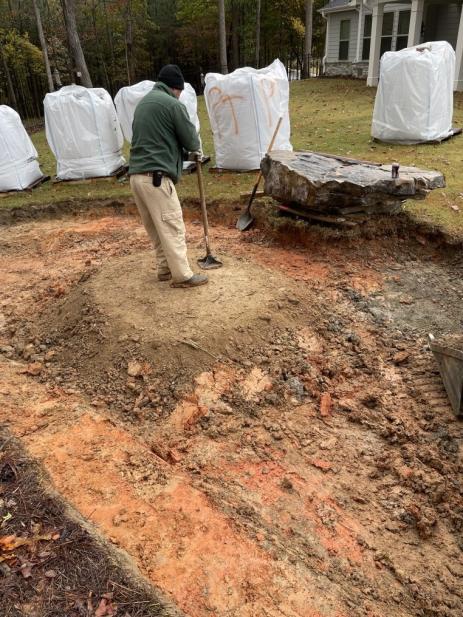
[{"x1": 2, "y1": 78, "x2": 463, "y2": 237}]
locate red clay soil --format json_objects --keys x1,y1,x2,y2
[{"x1": 1, "y1": 211, "x2": 463, "y2": 617}]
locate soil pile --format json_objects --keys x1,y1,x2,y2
[{"x1": 33, "y1": 250, "x2": 313, "y2": 415}]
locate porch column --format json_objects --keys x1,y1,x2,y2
[
  {"x1": 367, "y1": 2, "x2": 384, "y2": 86},
  {"x1": 455, "y1": 4, "x2": 463, "y2": 91},
  {"x1": 407, "y1": 0, "x2": 424, "y2": 47},
  {"x1": 355, "y1": 1, "x2": 365, "y2": 63}
]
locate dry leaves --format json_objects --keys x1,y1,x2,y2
[
  {"x1": 0, "y1": 531, "x2": 60, "y2": 563},
  {"x1": 94, "y1": 594, "x2": 117, "y2": 617}
]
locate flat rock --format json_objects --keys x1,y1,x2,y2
[{"x1": 261, "y1": 151, "x2": 445, "y2": 215}]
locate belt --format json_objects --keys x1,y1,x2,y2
[{"x1": 134, "y1": 171, "x2": 171, "y2": 180}]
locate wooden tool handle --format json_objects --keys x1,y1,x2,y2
[
  {"x1": 196, "y1": 155, "x2": 211, "y2": 254},
  {"x1": 251, "y1": 116, "x2": 284, "y2": 196},
  {"x1": 267, "y1": 116, "x2": 283, "y2": 154}
]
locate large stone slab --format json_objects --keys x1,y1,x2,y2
[{"x1": 261, "y1": 151, "x2": 445, "y2": 215}]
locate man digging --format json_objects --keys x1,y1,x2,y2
[{"x1": 129, "y1": 64, "x2": 208, "y2": 288}]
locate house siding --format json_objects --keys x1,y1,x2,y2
[
  {"x1": 424, "y1": 3, "x2": 462, "y2": 48},
  {"x1": 326, "y1": 10, "x2": 359, "y2": 63}
]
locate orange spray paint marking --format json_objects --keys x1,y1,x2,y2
[{"x1": 207, "y1": 86, "x2": 244, "y2": 137}]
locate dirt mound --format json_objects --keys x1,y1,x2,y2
[{"x1": 35, "y1": 250, "x2": 313, "y2": 415}]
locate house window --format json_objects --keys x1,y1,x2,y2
[
  {"x1": 396, "y1": 10, "x2": 411, "y2": 50},
  {"x1": 380, "y1": 12, "x2": 394, "y2": 55},
  {"x1": 339, "y1": 19, "x2": 351, "y2": 60},
  {"x1": 362, "y1": 14, "x2": 372, "y2": 60}
]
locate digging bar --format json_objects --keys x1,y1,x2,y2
[
  {"x1": 236, "y1": 116, "x2": 283, "y2": 232},
  {"x1": 195, "y1": 154, "x2": 223, "y2": 270}
]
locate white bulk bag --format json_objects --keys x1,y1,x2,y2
[
  {"x1": 0, "y1": 105, "x2": 44, "y2": 192},
  {"x1": 114, "y1": 80, "x2": 201, "y2": 143},
  {"x1": 204, "y1": 59, "x2": 292, "y2": 170},
  {"x1": 372, "y1": 41, "x2": 455, "y2": 144},
  {"x1": 44, "y1": 85, "x2": 125, "y2": 180}
]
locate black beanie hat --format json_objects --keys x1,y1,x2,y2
[{"x1": 158, "y1": 64, "x2": 185, "y2": 91}]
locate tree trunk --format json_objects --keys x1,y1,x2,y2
[
  {"x1": 0, "y1": 45, "x2": 18, "y2": 108},
  {"x1": 125, "y1": 0, "x2": 134, "y2": 84},
  {"x1": 302, "y1": 0, "x2": 313, "y2": 79},
  {"x1": 231, "y1": 0, "x2": 239, "y2": 70},
  {"x1": 60, "y1": 0, "x2": 93, "y2": 87},
  {"x1": 218, "y1": 0, "x2": 228, "y2": 74},
  {"x1": 32, "y1": 0, "x2": 54, "y2": 92},
  {"x1": 255, "y1": 0, "x2": 261, "y2": 68}
]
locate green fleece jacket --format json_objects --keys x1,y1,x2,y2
[{"x1": 129, "y1": 82, "x2": 200, "y2": 183}]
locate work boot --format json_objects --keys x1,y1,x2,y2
[
  {"x1": 157, "y1": 271, "x2": 172, "y2": 281},
  {"x1": 171, "y1": 274, "x2": 208, "y2": 288}
]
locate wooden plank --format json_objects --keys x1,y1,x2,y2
[
  {"x1": 277, "y1": 203, "x2": 358, "y2": 227},
  {"x1": 52, "y1": 165, "x2": 128, "y2": 186},
  {"x1": 0, "y1": 174, "x2": 50, "y2": 198},
  {"x1": 209, "y1": 167, "x2": 258, "y2": 174}
]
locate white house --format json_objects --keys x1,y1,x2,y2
[{"x1": 320, "y1": 0, "x2": 463, "y2": 90}]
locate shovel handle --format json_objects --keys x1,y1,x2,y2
[
  {"x1": 196, "y1": 155, "x2": 211, "y2": 254},
  {"x1": 247, "y1": 116, "x2": 284, "y2": 210},
  {"x1": 267, "y1": 116, "x2": 284, "y2": 155}
]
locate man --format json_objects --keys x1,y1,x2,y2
[{"x1": 129, "y1": 64, "x2": 208, "y2": 288}]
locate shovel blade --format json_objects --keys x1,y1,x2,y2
[
  {"x1": 197, "y1": 254, "x2": 223, "y2": 270},
  {"x1": 236, "y1": 210, "x2": 254, "y2": 231}
]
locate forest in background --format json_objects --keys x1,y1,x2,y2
[{"x1": 0, "y1": 0, "x2": 326, "y2": 120}]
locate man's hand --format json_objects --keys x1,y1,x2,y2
[{"x1": 188, "y1": 151, "x2": 202, "y2": 162}]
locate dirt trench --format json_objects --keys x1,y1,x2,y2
[{"x1": 0, "y1": 210, "x2": 462, "y2": 617}]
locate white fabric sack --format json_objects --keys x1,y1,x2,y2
[
  {"x1": 372, "y1": 41, "x2": 455, "y2": 144},
  {"x1": 44, "y1": 85, "x2": 125, "y2": 180},
  {"x1": 0, "y1": 105, "x2": 44, "y2": 191},
  {"x1": 204, "y1": 59, "x2": 292, "y2": 170},
  {"x1": 114, "y1": 80, "x2": 201, "y2": 143}
]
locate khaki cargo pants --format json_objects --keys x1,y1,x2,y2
[{"x1": 130, "y1": 174, "x2": 193, "y2": 283}]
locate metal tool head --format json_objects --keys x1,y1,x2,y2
[
  {"x1": 236, "y1": 210, "x2": 254, "y2": 231},
  {"x1": 197, "y1": 255, "x2": 223, "y2": 270}
]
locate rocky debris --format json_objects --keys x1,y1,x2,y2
[
  {"x1": 127, "y1": 360, "x2": 143, "y2": 378},
  {"x1": 319, "y1": 392, "x2": 332, "y2": 418},
  {"x1": 393, "y1": 351, "x2": 410, "y2": 365},
  {"x1": 21, "y1": 362, "x2": 43, "y2": 376},
  {"x1": 261, "y1": 150, "x2": 445, "y2": 216}
]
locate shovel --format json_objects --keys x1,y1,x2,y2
[
  {"x1": 236, "y1": 116, "x2": 283, "y2": 232},
  {"x1": 195, "y1": 154, "x2": 223, "y2": 270}
]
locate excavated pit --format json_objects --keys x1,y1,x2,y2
[{"x1": 1, "y1": 212, "x2": 463, "y2": 617}]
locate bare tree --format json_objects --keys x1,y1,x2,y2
[
  {"x1": 32, "y1": 0, "x2": 54, "y2": 92},
  {"x1": 60, "y1": 0, "x2": 93, "y2": 87},
  {"x1": 218, "y1": 0, "x2": 228, "y2": 74},
  {"x1": 125, "y1": 0, "x2": 134, "y2": 84},
  {"x1": 0, "y1": 45, "x2": 18, "y2": 108},
  {"x1": 255, "y1": 0, "x2": 261, "y2": 68},
  {"x1": 302, "y1": 0, "x2": 313, "y2": 79}
]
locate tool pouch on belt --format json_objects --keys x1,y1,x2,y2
[{"x1": 152, "y1": 171, "x2": 163, "y2": 188}]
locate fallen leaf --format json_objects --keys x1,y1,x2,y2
[
  {"x1": 20, "y1": 563, "x2": 33, "y2": 578},
  {"x1": 0, "y1": 532, "x2": 54, "y2": 552},
  {"x1": 94, "y1": 597, "x2": 117, "y2": 617},
  {"x1": 44, "y1": 569, "x2": 57, "y2": 578},
  {"x1": 0, "y1": 534, "x2": 31, "y2": 551}
]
